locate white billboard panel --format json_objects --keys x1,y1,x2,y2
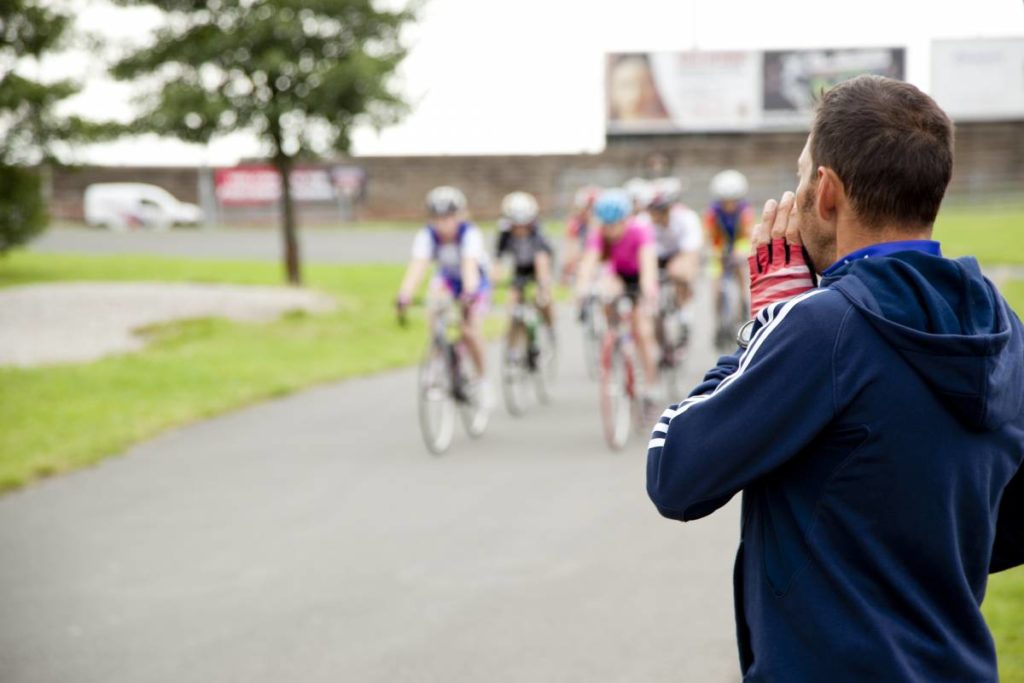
[{"x1": 931, "y1": 38, "x2": 1024, "y2": 121}]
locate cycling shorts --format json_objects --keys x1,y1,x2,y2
[{"x1": 432, "y1": 275, "x2": 492, "y2": 318}]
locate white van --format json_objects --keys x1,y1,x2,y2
[{"x1": 84, "y1": 183, "x2": 203, "y2": 231}]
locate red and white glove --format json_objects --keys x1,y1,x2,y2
[{"x1": 748, "y1": 238, "x2": 817, "y2": 318}]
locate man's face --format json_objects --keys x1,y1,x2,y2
[{"x1": 795, "y1": 137, "x2": 836, "y2": 272}]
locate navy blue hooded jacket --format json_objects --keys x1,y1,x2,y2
[{"x1": 647, "y1": 250, "x2": 1024, "y2": 681}]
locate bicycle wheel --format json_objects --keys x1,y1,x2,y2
[
  {"x1": 661, "y1": 357, "x2": 684, "y2": 405},
  {"x1": 599, "y1": 336, "x2": 632, "y2": 451},
  {"x1": 455, "y1": 343, "x2": 489, "y2": 438},
  {"x1": 582, "y1": 300, "x2": 603, "y2": 381},
  {"x1": 533, "y1": 323, "x2": 557, "y2": 404},
  {"x1": 417, "y1": 343, "x2": 456, "y2": 455},
  {"x1": 502, "y1": 322, "x2": 530, "y2": 416},
  {"x1": 716, "y1": 277, "x2": 741, "y2": 351},
  {"x1": 630, "y1": 352, "x2": 651, "y2": 433}
]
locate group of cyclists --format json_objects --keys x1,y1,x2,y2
[{"x1": 395, "y1": 169, "x2": 755, "y2": 448}]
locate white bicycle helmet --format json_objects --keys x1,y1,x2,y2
[
  {"x1": 623, "y1": 177, "x2": 655, "y2": 211},
  {"x1": 709, "y1": 170, "x2": 749, "y2": 202},
  {"x1": 649, "y1": 177, "x2": 685, "y2": 210},
  {"x1": 426, "y1": 186, "x2": 467, "y2": 217},
  {"x1": 653, "y1": 177, "x2": 683, "y2": 203},
  {"x1": 501, "y1": 191, "x2": 539, "y2": 225}
]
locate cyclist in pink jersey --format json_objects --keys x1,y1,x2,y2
[{"x1": 574, "y1": 189, "x2": 659, "y2": 395}]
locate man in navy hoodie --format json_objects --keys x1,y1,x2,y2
[{"x1": 647, "y1": 75, "x2": 1024, "y2": 681}]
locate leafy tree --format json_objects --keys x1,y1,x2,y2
[
  {"x1": 0, "y1": 0, "x2": 94, "y2": 253},
  {"x1": 111, "y1": 0, "x2": 417, "y2": 285},
  {"x1": 0, "y1": 166, "x2": 46, "y2": 253}
]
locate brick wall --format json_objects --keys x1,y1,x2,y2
[{"x1": 49, "y1": 121, "x2": 1024, "y2": 225}]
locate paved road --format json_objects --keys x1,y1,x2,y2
[
  {"x1": 32, "y1": 226, "x2": 416, "y2": 264},
  {"x1": 0, "y1": 289, "x2": 742, "y2": 682}
]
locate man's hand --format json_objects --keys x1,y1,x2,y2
[{"x1": 748, "y1": 191, "x2": 816, "y2": 318}]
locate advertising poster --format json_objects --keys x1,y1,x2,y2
[
  {"x1": 762, "y1": 47, "x2": 906, "y2": 125},
  {"x1": 214, "y1": 166, "x2": 337, "y2": 206},
  {"x1": 931, "y1": 38, "x2": 1024, "y2": 121},
  {"x1": 606, "y1": 51, "x2": 761, "y2": 134}
]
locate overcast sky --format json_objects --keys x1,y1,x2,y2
[{"x1": 40, "y1": 0, "x2": 1024, "y2": 165}]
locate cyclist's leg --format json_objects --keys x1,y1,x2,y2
[
  {"x1": 506, "y1": 278, "x2": 522, "y2": 311},
  {"x1": 731, "y1": 253, "x2": 749, "y2": 318},
  {"x1": 425, "y1": 276, "x2": 451, "y2": 335},
  {"x1": 669, "y1": 251, "x2": 698, "y2": 340},
  {"x1": 599, "y1": 269, "x2": 624, "y2": 322},
  {"x1": 628, "y1": 284, "x2": 659, "y2": 386},
  {"x1": 668, "y1": 251, "x2": 697, "y2": 306},
  {"x1": 709, "y1": 250, "x2": 726, "y2": 325},
  {"x1": 534, "y1": 252, "x2": 555, "y2": 328},
  {"x1": 653, "y1": 260, "x2": 671, "y2": 353},
  {"x1": 460, "y1": 288, "x2": 490, "y2": 377}
]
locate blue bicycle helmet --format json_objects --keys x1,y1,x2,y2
[{"x1": 593, "y1": 189, "x2": 631, "y2": 225}]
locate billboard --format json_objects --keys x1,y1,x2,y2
[
  {"x1": 214, "y1": 165, "x2": 362, "y2": 206},
  {"x1": 762, "y1": 47, "x2": 905, "y2": 125},
  {"x1": 931, "y1": 38, "x2": 1024, "y2": 121},
  {"x1": 606, "y1": 51, "x2": 760, "y2": 134},
  {"x1": 606, "y1": 47, "x2": 906, "y2": 134}
]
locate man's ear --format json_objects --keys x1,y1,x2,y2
[{"x1": 816, "y1": 167, "x2": 844, "y2": 222}]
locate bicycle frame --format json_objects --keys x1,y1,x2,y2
[
  {"x1": 599, "y1": 295, "x2": 640, "y2": 450},
  {"x1": 715, "y1": 250, "x2": 749, "y2": 348},
  {"x1": 414, "y1": 296, "x2": 489, "y2": 454}
]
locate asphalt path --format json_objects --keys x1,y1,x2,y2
[{"x1": 3, "y1": 227, "x2": 743, "y2": 681}]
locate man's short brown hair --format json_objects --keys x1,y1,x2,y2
[{"x1": 811, "y1": 75, "x2": 954, "y2": 229}]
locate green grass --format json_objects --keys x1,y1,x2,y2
[
  {"x1": 987, "y1": 567, "x2": 1024, "y2": 682},
  {"x1": 0, "y1": 250, "x2": 290, "y2": 289},
  {"x1": 935, "y1": 203, "x2": 1024, "y2": 264},
  {"x1": 0, "y1": 254, "x2": 429, "y2": 490},
  {"x1": 53, "y1": 219, "x2": 498, "y2": 233}
]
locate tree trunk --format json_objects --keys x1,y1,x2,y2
[{"x1": 275, "y1": 154, "x2": 302, "y2": 286}]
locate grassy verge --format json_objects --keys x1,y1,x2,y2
[
  {"x1": 983, "y1": 281, "x2": 1024, "y2": 681},
  {"x1": 52, "y1": 219, "x2": 500, "y2": 234},
  {"x1": 935, "y1": 203, "x2": 1024, "y2": 264},
  {"x1": 987, "y1": 566, "x2": 1024, "y2": 681},
  {"x1": 0, "y1": 254, "x2": 429, "y2": 490}
]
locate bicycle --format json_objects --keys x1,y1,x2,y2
[
  {"x1": 654, "y1": 271, "x2": 689, "y2": 399},
  {"x1": 501, "y1": 280, "x2": 557, "y2": 416},
  {"x1": 598, "y1": 295, "x2": 647, "y2": 451},
  {"x1": 398, "y1": 298, "x2": 489, "y2": 455},
  {"x1": 577, "y1": 291, "x2": 604, "y2": 381},
  {"x1": 714, "y1": 250, "x2": 749, "y2": 351}
]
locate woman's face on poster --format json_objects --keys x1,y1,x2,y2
[{"x1": 609, "y1": 57, "x2": 664, "y2": 121}]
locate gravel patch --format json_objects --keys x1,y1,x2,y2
[{"x1": 0, "y1": 282, "x2": 336, "y2": 367}]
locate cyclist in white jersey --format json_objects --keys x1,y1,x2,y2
[
  {"x1": 397, "y1": 186, "x2": 492, "y2": 380},
  {"x1": 649, "y1": 185, "x2": 702, "y2": 328}
]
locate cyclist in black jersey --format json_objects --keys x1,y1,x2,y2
[{"x1": 495, "y1": 192, "x2": 555, "y2": 329}]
